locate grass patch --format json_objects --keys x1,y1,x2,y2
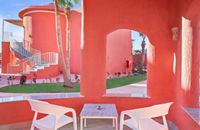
[
  {"x1": 107, "y1": 74, "x2": 146, "y2": 89},
  {"x1": 0, "y1": 74, "x2": 146, "y2": 93}
]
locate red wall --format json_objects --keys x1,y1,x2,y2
[
  {"x1": 1, "y1": 42, "x2": 10, "y2": 73},
  {"x1": 106, "y1": 29, "x2": 133, "y2": 75},
  {"x1": 173, "y1": 0, "x2": 200, "y2": 129},
  {"x1": 22, "y1": 9, "x2": 133, "y2": 77},
  {"x1": 174, "y1": 0, "x2": 200, "y2": 107},
  {"x1": 70, "y1": 12, "x2": 82, "y2": 74},
  {"x1": 0, "y1": 1, "x2": 200, "y2": 129},
  {"x1": 81, "y1": 0, "x2": 175, "y2": 100}
]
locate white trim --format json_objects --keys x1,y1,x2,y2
[{"x1": 23, "y1": 10, "x2": 66, "y2": 17}]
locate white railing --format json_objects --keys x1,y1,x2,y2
[
  {"x1": 29, "y1": 47, "x2": 41, "y2": 55},
  {"x1": 7, "y1": 52, "x2": 58, "y2": 74},
  {"x1": 41, "y1": 52, "x2": 59, "y2": 65},
  {"x1": 10, "y1": 41, "x2": 41, "y2": 58}
]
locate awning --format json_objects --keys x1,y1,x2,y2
[{"x1": 4, "y1": 19, "x2": 23, "y2": 27}]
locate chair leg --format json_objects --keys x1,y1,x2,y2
[
  {"x1": 119, "y1": 123, "x2": 123, "y2": 130},
  {"x1": 119, "y1": 114, "x2": 124, "y2": 130},
  {"x1": 80, "y1": 117, "x2": 83, "y2": 130},
  {"x1": 73, "y1": 118, "x2": 77, "y2": 130},
  {"x1": 71, "y1": 110, "x2": 77, "y2": 130},
  {"x1": 84, "y1": 118, "x2": 87, "y2": 127},
  {"x1": 30, "y1": 125, "x2": 34, "y2": 130},
  {"x1": 113, "y1": 118, "x2": 115, "y2": 128},
  {"x1": 115, "y1": 117, "x2": 118, "y2": 130}
]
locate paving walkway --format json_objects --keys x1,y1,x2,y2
[
  {"x1": 0, "y1": 92, "x2": 81, "y2": 103},
  {"x1": 107, "y1": 80, "x2": 147, "y2": 97},
  {"x1": 0, "y1": 119, "x2": 178, "y2": 130}
]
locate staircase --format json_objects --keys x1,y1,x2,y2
[
  {"x1": 10, "y1": 41, "x2": 32, "y2": 58},
  {"x1": 7, "y1": 40, "x2": 58, "y2": 75}
]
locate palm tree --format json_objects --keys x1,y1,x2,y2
[
  {"x1": 54, "y1": 0, "x2": 78, "y2": 87},
  {"x1": 131, "y1": 39, "x2": 135, "y2": 55},
  {"x1": 139, "y1": 33, "x2": 146, "y2": 52},
  {"x1": 58, "y1": 0, "x2": 79, "y2": 88},
  {"x1": 139, "y1": 33, "x2": 146, "y2": 73}
]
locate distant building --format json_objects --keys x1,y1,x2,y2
[{"x1": 1, "y1": 3, "x2": 134, "y2": 79}]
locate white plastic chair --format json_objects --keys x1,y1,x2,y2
[
  {"x1": 120, "y1": 102, "x2": 173, "y2": 130},
  {"x1": 27, "y1": 99, "x2": 77, "y2": 130}
]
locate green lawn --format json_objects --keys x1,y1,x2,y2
[
  {"x1": 0, "y1": 74, "x2": 146, "y2": 93},
  {"x1": 107, "y1": 74, "x2": 146, "y2": 89}
]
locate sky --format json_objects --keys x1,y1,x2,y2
[
  {"x1": 0, "y1": 0, "x2": 53, "y2": 41},
  {"x1": 0, "y1": 0, "x2": 81, "y2": 52},
  {"x1": 131, "y1": 31, "x2": 148, "y2": 51}
]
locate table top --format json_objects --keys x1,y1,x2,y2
[{"x1": 80, "y1": 104, "x2": 118, "y2": 117}]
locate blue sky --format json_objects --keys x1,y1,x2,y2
[
  {"x1": 0, "y1": 0, "x2": 53, "y2": 42},
  {"x1": 0, "y1": 0, "x2": 81, "y2": 51},
  {"x1": 0, "y1": 0, "x2": 52, "y2": 19},
  {"x1": 131, "y1": 31, "x2": 148, "y2": 51}
]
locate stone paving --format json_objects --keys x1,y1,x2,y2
[{"x1": 0, "y1": 119, "x2": 178, "y2": 130}]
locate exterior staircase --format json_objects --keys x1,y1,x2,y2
[
  {"x1": 7, "y1": 40, "x2": 58, "y2": 75},
  {"x1": 10, "y1": 41, "x2": 32, "y2": 58}
]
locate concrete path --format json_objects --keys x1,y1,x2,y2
[{"x1": 107, "y1": 80, "x2": 147, "y2": 97}]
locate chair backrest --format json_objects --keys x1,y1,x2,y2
[
  {"x1": 151, "y1": 102, "x2": 173, "y2": 117},
  {"x1": 28, "y1": 99, "x2": 52, "y2": 115},
  {"x1": 130, "y1": 102, "x2": 173, "y2": 120},
  {"x1": 28, "y1": 99, "x2": 73, "y2": 117}
]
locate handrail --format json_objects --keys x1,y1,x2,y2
[
  {"x1": 30, "y1": 47, "x2": 41, "y2": 55},
  {"x1": 17, "y1": 53, "x2": 41, "y2": 65},
  {"x1": 10, "y1": 41, "x2": 41, "y2": 58}
]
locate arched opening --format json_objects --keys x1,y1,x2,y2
[{"x1": 105, "y1": 29, "x2": 151, "y2": 98}]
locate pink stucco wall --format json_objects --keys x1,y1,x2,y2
[
  {"x1": 106, "y1": 29, "x2": 133, "y2": 75},
  {"x1": 1, "y1": 42, "x2": 10, "y2": 73},
  {"x1": 19, "y1": 6, "x2": 133, "y2": 78},
  {"x1": 20, "y1": 7, "x2": 81, "y2": 77}
]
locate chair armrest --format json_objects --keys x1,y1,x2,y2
[
  {"x1": 121, "y1": 109, "x2": 141, "y2": 119},
  {"x1": 48, "y1": 104, "x2": 76, "y2": 117}
]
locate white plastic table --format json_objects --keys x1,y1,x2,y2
[{"x1": 80, "y1": 104, "x2": 118, "y2": 130}]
